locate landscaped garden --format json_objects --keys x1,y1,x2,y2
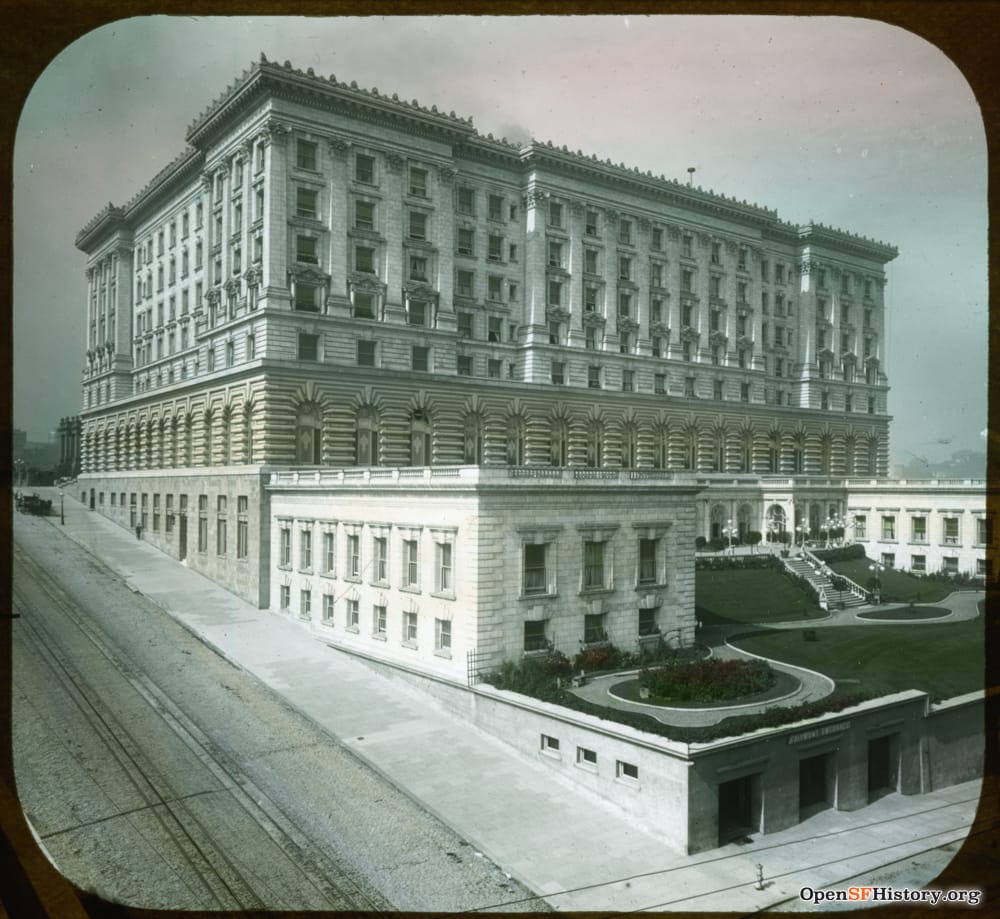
[
  {"x1": 696, "y1": 566, "x2": 824, "y2": 624},
  {"x1": 729, "y1": 619, "x2": 984, "y2": 701}
]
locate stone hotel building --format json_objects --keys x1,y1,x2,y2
[{"x1": 74, "y1": 57, "x2": 986, "y2": 680}]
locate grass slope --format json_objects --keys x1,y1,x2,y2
[
  {"x1": 697, "y1": 568, "x2": 824, "y2": 624},
  {"x1": 826, "y1": 558, "x2": 953, "y2": 602},
  {"x1": 730, "y1": 620, "x2": 984, "y2": 700}
]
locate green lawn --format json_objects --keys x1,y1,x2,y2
[
  {"x1": 697, "y1": 569, "x2": 824, "y2": 624},
  {"x1": 730, "y1": 620, "x2": 984, "y2": 700},
  {"x1": 826, "y1": 558, "x2": 953, "y2": 602}
]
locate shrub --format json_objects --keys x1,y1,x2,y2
[
  {"x1": 745, "y1": 531, "x2": 763, "y2": 549},
  {"x1": 695, "y1": 536, "x2": 707, "y2": 550},
  {"x1": 812, "y1": 544, "x2": 866, "y2": 563},
  {"x1": 638, "y1": 658, "x2": 774, "y2": 702},
  {"x1": 708, "y1": 537, "x2": 727, "y2": 552}
]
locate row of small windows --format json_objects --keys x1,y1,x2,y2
[
  {"x1": 539, "y1": 736, "x2": 638, "y2": 784},
  {"x1": 279, "y1": 585, "x2": 453, "y2": 655},
  {"x1": 276, "y1": 520, "x2": 455, "y2": 596},
  {"x1": 856, "y1": 514, "x2": 990, "y2": 546},
  {"x1": 105, "y1": 491, "x2": 249, "y2": 558}
]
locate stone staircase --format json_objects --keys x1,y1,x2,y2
[{"x1": 784, "y1": 554, "x2": 868, "y2": 610}]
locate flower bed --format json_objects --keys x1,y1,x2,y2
[{"x1": 639, "y1": 658, "x2": 775, "y2": 703}]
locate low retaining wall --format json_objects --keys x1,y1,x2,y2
[{"x1": 923, "y1": 693, "x2": 984, "y2": 790}]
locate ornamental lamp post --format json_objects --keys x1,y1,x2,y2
[
  {"x1": 869, "y1": 560, "x2": 884, "y2": 604},
  {"x1": 795, "y1": 524, "x2": 807, "y2": 551},
  {"x1": 722, "y1": 518, "x2": 738, "y2": 555},
  {"x1": 59, "y1": 489, "x2": 64, "y2": 525}
]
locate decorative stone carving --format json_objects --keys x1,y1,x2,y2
[
  {"x1": 436, "y1": 166, "x2": 456, "y2": 185},
  {"x1": 618, "y1": 317, "x2": 639, "y2": 334},
  {"x1": 385, "y1": 153, "x2": 404, "y2": 174},
  {"x1": 224, "y1": 278, "x2": 241, "y2": 296},
  {"x1": 569, "y1": 200, "x2": 585, "y2": 216},
  {"x1": 817, "y1": 347, "x2": 835, "y2": 362},
  {"x1": 680, "y1": 326, "x2": 700, "y2": 342},
  {"x1": 349, "y1": 272, "x2": 386, "y2": 292},
  {"x1": 328, "y1": 137, "x2": 350, "y2": 156},
  {"x1": 243, "y1": 267, "x2": 260, "y2": 285},
  {"x1": 604, "y1": 208, "x2": 619, "y2": 224},
  {"x1": 260, "y1": 120, "x2": 288, "y2": 147},
  {"x1": 545, "y1": 306, "x2": 571, "y2": 323},
  {"x1": 524, "y1": 188, "x2": 549, "y2": 208},
  {"x1": 696, "y1": 233, "x2": 710, "y2": 248},
  {"x1": 403, "y1": 281, "x2": 437, "y2": 299},
  {"x1": 583, "y1": 311, "x2": 607, "y2": 327},
  {"x1": 650, "y1": 321, "x2": 671, "y2": 337},
  {"x1": 667, "y1": 225, "x2": 681, "y2": 241},
  {"x1": 735, "y1": 334, "x2": 754, "y2": 351},
  {"x1": 709, "y1": 330, "x2": 728, "y2": 347},
  {"x1": 638, "y1": 217, "x2": 651, "y2": 232},
  {"x1": 725, "y1": 239, "x2": 738, "y2": 254}
]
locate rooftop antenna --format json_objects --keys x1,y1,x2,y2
[{"x1": 687, "y1": 167, "x2": 696, "y2": 186}]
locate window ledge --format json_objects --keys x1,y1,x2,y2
[
  {"x1": 575, "y1": 761, "x2": 598, "y2": 774},
  {"x1": 319, "y1": 570, "x2": 336, "y2": 579},
  {"x1": 520, "y1": 591, "x2": 557, "y2": 601},
  {"x1": 372, "y1": 632, "x2": 387, "y2": 642},
  {"x1": 345, "y1": 625, "x2": 359, "y2": 634},
  {"x1": 320, "y1": 618, "x2": 334, "y2": 629},
  {"x1": 579, "y1": 587, "x2": 613, "y2": 597},
  {"x1": 299, "y1": 568, "x2": 313, "y2": 576},
  {"x1": 430, "y1": 591, "x2": 456, "y2": 601},
  {"x1": 433, "y1": 648, "x2": 452, "y2": 659},
  {"x1": 635, "y1": 582, "x2": 666, "y2": 591},
  {"x1": 345, "y1": 576, "x2": 361, "y2": 584},
  {"x1": 401, "y1": 640, "x2": 418, "y2": 650},
  {"x1": 399, "y1": 585, "x2": 421, "y2": 595},
  {"x1": 277, "y1": 564, "x2": 292, "y2": 572}
]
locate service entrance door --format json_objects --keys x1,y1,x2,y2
[
  {"x1": 867, "y1": 735, "x2": 897, "y2": 802},
  {"x1": 799, "y1": 753, "x2": 833, "y2": 819},
  {"x1": 178, "y1": 516, "x2": 188, "y2": 561},
  {"x1": 718, "y1": 774, "x2": 760, "y2": 845}
]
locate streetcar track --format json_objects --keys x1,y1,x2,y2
[{"x1": 12, "y1": 540, "x2": 393, "y2": 911}]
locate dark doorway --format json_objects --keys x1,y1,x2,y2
[
  {"x1": 718, "y1": 774, "x2": 760, "y2": 845},
  {"x1": 178, "y1": 516, "x2": 188, "y2": 561},
  {"x1": 867, "y1": 735, "x2": 897, "y2": 802},
  {"x1": 89, "y1": 489, "x2": 95, "y2": 510},
  {"x1": 799, "y1": 753, "x2": 834, "y2": 819}
]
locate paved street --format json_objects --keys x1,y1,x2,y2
[
  {"x1": 12, "y1": 509, "x2": 536, "y2": 911},
  {"x1": 11, "y1": 491, "x2": 990, "y2": 912}
]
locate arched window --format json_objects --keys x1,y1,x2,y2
[
  {"x1": 296, "y1": 404, "x2": 322, "y2": 465},
  {"x1": 183, "y1": 416, "x2": 193, "y2": 467},
  {"x1": 506, "y1": 416, "x2": 525, "y2": 466},
  {"x1": 737, "y1": 503, "x2": 753, "y2": 540},
  {"x1": 355, "y1": 406, "x2": 379, "y2": 466},
  {"x1": 203, "y1": 411, "x2": 214, "y2": 466},
  {"x1": 844, "y1": 436, "x2": 856, "y2": 475},
  {"x1": 622, "y1": 424, "x2": 638, "y2": 469},
  {"x1": 712, "y1": 431, "x2": 725, "y2": 472},
  {"x1": 550, "y1": 418, "x2": 568, "y2": 466},
  {"x1": 866, "y1": 436, "x2": 879, "y2": 475},
  {"x1": 170, "y1": 418, "x2": 179, "y2": 467},
  {"x1": 653, "y1": 427, "x2": 669, "y2": 469},
  {"x1": 243, "y1": 405, "x2": 254, "y2": 464},
  {"x1": 586, "y1": 420, "x2": 603, "y2": 468},
  {"x1": 819, "y1": 436, "x2": 832, "y2": 474},
  {"x1": 463, "y1": 414, "x2": 483, "y2": 465},
  {"x1": 792, "y1": 435, "x2": 805, "y2": 474},
  {"x1": 740, "y1": 433, "x2": 752, "y2": 472},
  {"x1": 410, "y1": 410, "x2": 432, "y2": 466},
  {"x1": 766, "y1": 504, "x2": 786, "y2": 541},
  {"x1": 220, "y1": 409, "x2": 231, "y2": 466},
  {"x1": 683, "y1": 429, "x2": 696, "y2": 471},
  {"x1": 768, "y1": 434, "x2": 780, "y2": 473}
]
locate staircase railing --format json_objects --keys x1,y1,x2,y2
[{"x1": 802, "y1": 548, "x2": 868, "y2": 602}]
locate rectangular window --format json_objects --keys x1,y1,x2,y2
[
  {"x1": 152, "y1": 494, "x2": 161, "y2": 532},
  {"x1": 457, "y1": 312, "x2": 473, "y2": 340},
  {"x1": 524, "y1": 620, "x2": 548, "y2": 652},
  {"x1": 457, "y1": 227, "x2": 474, "y2": 257},
  {"x1": 298, "y1": 333, "x2": 319, "y2": 361},
  {"x1": 616, "y1": 760, "x2": 639, "y2": 782},
  {"x1": 487, "y1": 316, "x2": 502, "y2": 343},
  {"x1": 881, "y1": 516, "x2": 896, "y2": 540},
  {"x1": 299, "y1": 589, "x2": 312, "y2": 619},
  {"x1": 435, "y1": 618, "x2": 452, "y2": 652},
  {"x1": 577, "y1": 747, "x2": 598, "y2": 768},
  {"x1": 548, "y1": 201, "x2": 563, "y2": 228},
  {"x1": 355, "y1": 200, "x2": 375, "y2": 231},
  {"x1": 487, "y1": 358, "x2": 502, "y2": 379},
  {"x1": 409, "y1": 257, "x2": 428, "y2": 283},
  {"x1": 583, "y1": 541, "x2": 606, "y2": 590},
  {"x1": 654, "y1": 373, "x2": 666, "y2": 394},
  {"x1": 296, "y1": 187, "x2": 317, "y2": 219},
  {"x1": 408, "y1": 210, "x2": 428, "y2": 240},
  {"x1": 373, "y1": 536, "x2": 388, "y2": 582},
  {"x1": 457, "y1": 186, "x2": 475, "y2": 215},
  {"x1": 197, "y1": 495, "x2": 208, "y2": 552},
  {"x1": 280, "y1": 525, "x2": 291, "y2": 567},
  {"x1": 540, "y1": 734, "x2": 560, "y2": 755},
  {"x1": 619, "y1": 219, "x2": 632, "y2": 245},
  {"x1": 280, "y1": 585, "x2": 290, "y2": 610},
  {"x1": 457, "y1": 355, "x2": 473, "y2": 376},
  {"x1": 587, "y1": 365, "x2": 602, "y2": 389},
  {"x1": 347, "y1": 534, "x2": 360, "y2": 578},
  {"x1": 403, "y1": 539, "x2": 419, "y2": 588},
  {"x1": 488, "y1": 194, "x2": 504, "y2": 221},
  {"x1": 550, "y1": 361, "x2": 565, "y2": 385},
  {"x1": 584, "y1": 248, "x2": 598, "y2": 274},
  {"x1": 436, "y1": 542, "x2": 453, "y2": 593},
  {"x1": 977, "y1": 518, "x2": 992, "y2": 545},
  {"x1": 236, "y1": 496, "x2": 248, "y2": 559},
  {"x1": 943, "y1": 517, "x2": 960, "y2": 545},
  {"x1": 322, "y1": 531, "x2": 335, "y2": 573},
  {"x1": 585, "y1": 210, "x2": 599, "y2": 236},
  {"x1": 638, "y1": 538, "x2": 658, "y2": 585},
  {"x1": 299, "y1": 528, "x2": 312, "y2": 570},
  {"x1": 357, "y1": 340, "x2": 376, "y2": 366},
  {"x1": 584, "y1": 612, "x2": 606, "y2": 645},
  {"x1": 881, "y1": 552, "x2": 896, "y2": 568},
  {"x1": 911, "y1": 516, "x2": 927, "y2": 542},
  {"x1": 488, "y1": 235, "x2": 504, "y2": 262},
  {"x1": 409, "y1": 167, "x2": 427, "y2": 197},
  {"x1": 456, "y1": 270, "x2": 474, "y2": 298},
  {"x1": 622, "y1": 370, "x2": 635, "y2": 392},
  {"x1": 412, "y1": 346, "x2": 430, "y2": 372},
  {"x1": 355, "y1": 153, "x2": 375, "y2": 185},
  {"x1": 347, "y1": 598, "x2": 359, "y2": 629},
  {"x1": 216, "y1": 496, "x2": 227, "y2": 556},
  {"x1": 374, "y1": 604, "x2": 387, "y2": 636},
  {"x1": 638, "y1": 607, "x2": 658, "y2": 636},
  {"x1": 296, "y1": 139, "x2": 317, "y2": 171},
  {"x1": 912, "y1": 554, "x2": 926, "y2": 573},
  {"x1": 354, "y1": 245, "x2": 375, "y2": 275},
  {"x1": 523, "y1": 544, "x2": 548, "y2": 596},
  {"x1": 323, "y1": 594, "x2": 335, "y2": 622},
  {"x1": 547, "y1": 279, "x2": 561, "y2": 306},
  {"x1": 403, "y1": 611, "x2": 418, "y2": 644}
]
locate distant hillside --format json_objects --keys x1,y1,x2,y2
[{"x1": 893, "y1": 450, "x2": 986, "y2": 480}]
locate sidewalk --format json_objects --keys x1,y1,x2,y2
[{"x1": 22, "y1": 491, "x2": 983, "y2": 912}]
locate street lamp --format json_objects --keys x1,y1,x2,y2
[
  {"x1": 868, "y1": 560, "x2": 884, "y2": 604},
  {"x1": 795, "y1": 524, "x2": 807, "y2": 550},
  {"x1": 59, "y1": 490, "x2": 64, "y2": 525},
  {"x1": 722, "y1": 518, "x2": 738, "y2": 554}
]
